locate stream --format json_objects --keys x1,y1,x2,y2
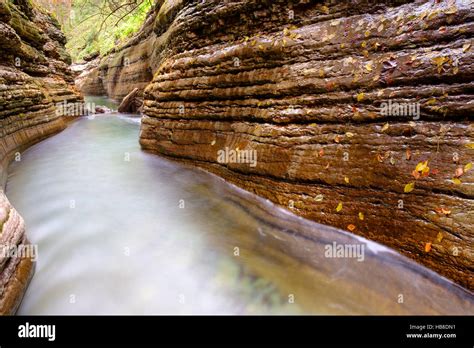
[{"x1": 5, "y1": 100, "x2": 473, "y2": 314}]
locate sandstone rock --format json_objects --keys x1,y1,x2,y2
[
  {"x1": 126, "y1": 0, "x2": 474, "y2": 289},
  {"x1": 118, "y1": 87, "x2": 143, "y2": 114},
  {"x1": 77, "y1": 0, "x2": 473, "y2": 289},
  {"x1": 94, "y1": 105, "x2": 112, "y2": 114}
]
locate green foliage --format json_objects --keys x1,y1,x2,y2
[{"x1": 34, "y1": 0, "x2": 153, "y2": 62}]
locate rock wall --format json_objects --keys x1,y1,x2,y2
[
  {"x1": 0, "y1": 0, "x2": 82, "y2": 314},
  {"x1": 80, "y1": 0, "x2": 474, "y2": 290},
  {"x1": 75, "y1": 2, "x2": 159, "y2": 100}
]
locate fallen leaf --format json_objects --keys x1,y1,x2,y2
[
  {"x1": 432, "y1": 56, "x2": 448, "y2": 73},
  {"x1": 365, "y1": 61, "x2": 373, "y2": 72},
  {"x1": 319, "y1": 149, "x2": 325, "y2": 157},
  {"x1": 404, "y1": 182, "x2": 415, "y2": 193},
  {"x1": 336, "y1": 202, "x2": 343, "y2": 212},
  {"x1": 462, "y1": 43, "x2": 471, "y2": 53},
  {"x1": 357, "y1": 93, "x2": 365, "y2": 102},
  {"x1": 436, "y1": 232, "x2": 444, "y2": 243},
  {"x1": 435, "y1": 207, "x2": 451, "y2": 215},
  {"x1": 334, "y1": 135, "x2": 341, "y2": 143},
  {"x1": 412, "y1": 169, "x2": 421, "y2": 179},
  {"x1": 345, "y1": 132, "x2": 354, "y2": 138},
  {"x1": 424, "y1": 242, "x2": 432, "y2": 253},
  {"x1": 464, "y1": 162, "x2": 472, "y2": 172},
  {"x1": 406, "y1": 148, "x2": 412, "y2": 160},
  {"x1": 358, "y1": 212, "x2": 364, "y2": 220},
  {"x1": 347, "y1": 224, "x2": 356, "y2": 231},
  {"x1": 415, "y1": 160, "x2": 429, "y2": 172},
  {"x1": 381, "y1": 123, "x2": 389, "y2": 132},
  {"x1": 211, "y1": 140, "x2": 216, "y2": 146},
  {"x1": 452, "y1": 178, "x2": 462, "y2": 185},
  {"x1": 325, "y1": 163, "x2": 330, "y2": 169},
  {"x1": 465, "y1": 143, "x2": 474, "y2": 149},
  {"x1": 315, "y1": 194, "x2": 324, "y2": 202},
  {"x1": 344, "y1": 177, "x2": 350, "y2": 184},
  {"x1": 454, "y1": 167, "x2": 464, "y2": 178}
]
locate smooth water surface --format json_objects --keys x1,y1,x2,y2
[{"x1": 6, "y1": 114, "x2": 473, "y2": 314}]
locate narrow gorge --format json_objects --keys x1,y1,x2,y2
[
  {"x1": 0, "y1": 0, "x2": 473, "y2": 315},
  {"x1": 80, "y1": 0, "x2": 474, "y2": 289}
]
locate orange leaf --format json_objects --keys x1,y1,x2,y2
[
  {"x1": 424, "y1": 242, "x2": 432, "y2": 253},
  {"x1": 347, "y1": 224, "x2": 356, "y2": 231}
]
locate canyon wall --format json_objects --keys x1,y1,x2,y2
[
  {"x1": 0, "y1": 0, "x2": 82, "y2": 314},
  {"x1": 80, "y1": 0, "x2": 474, "y2": 290}
]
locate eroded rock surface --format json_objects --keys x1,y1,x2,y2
[
  {"x1": 0, "y1": 0, "x2": 82, "y2": 314},
  {"x1": 79, "y1": 0, "x2": 473, "y2": 290}
]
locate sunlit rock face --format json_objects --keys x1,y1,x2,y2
[
  {"x1": 76, "y1": 0, "x2": 473, "y2": 289},
  {"x1": 0, "y1": 0, "x2": 82, "y2": 314}
]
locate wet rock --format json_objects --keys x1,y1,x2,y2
[
  {"x1": 94, "y1": 105, "x2": 112, "y2": 114},
  {"x1": 118, "y1": 88, "x2": 143, "y2": 114},
  {"x1": 77, "y1": 0, "x2": 473, "y2": 290}
]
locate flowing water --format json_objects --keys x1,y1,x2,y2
[{"x1": 5, "y1": 103, "x2": 473, "y2": 314}]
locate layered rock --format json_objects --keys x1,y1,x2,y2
[
  {"x1": 76, "y1": 2, "x2": 159, "y2": 99},
  {"x1": 79, "y1": 0, "x2": 474, "y2": 290},
  {"x1": 0, "y1": 0, "x2": 82, "y2": 314}
]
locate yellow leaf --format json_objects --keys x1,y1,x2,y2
[
  {"x1": 415, "y1": 160, "x2": 428, "y2": 172},
  {"x1": 211, "y1": 140, "x2": 216, "y2": 146},
  {"x1": 404, "y1": 182, "x2": 415, "y2": 193},
  {"x1": 436, "y1": 232, "x2": 444, "y2": 243},
  {"x1": 315, "y1": 194, "x2": 324, "y2": 202},
  {"x1": 464, "y1": 162, "x2": 473, "y2": 172},
  {"x1": 357, "y1": 93, "x2": 365, "y2": 102},
  {"x1": 365, "y1": 61, "x2": 373, "y2": 72},
  {"x1": 463, "y1": 43, "x2": 471, "y2": 53},
  {"x1": 321, "y1": 5, "x2": 329, "y2": 14},
  {"x1": 452, "y1": 178, "x2": 462, "y2": 185},
  {"x1": 358, "y1": 212, "x2": 364, "y2": 220},
  {"x1": 381, "y1": 123, "x2": 389, "y2": 132},
  {"x1": 361, "y1": 41, "x2": 367, "y2": 48},
  {"x1": 336, "y1": 202, "x2": 343, "y2": 212},
  {"x1": 465, "y1": 143, "x2": 474, "y2": 149},
  {"x1": 344, "y1": 177, "x2": 350, "y2": 184},
  {"x1": 345, "y1": 132, "x2": 354, "y2": 138}
]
